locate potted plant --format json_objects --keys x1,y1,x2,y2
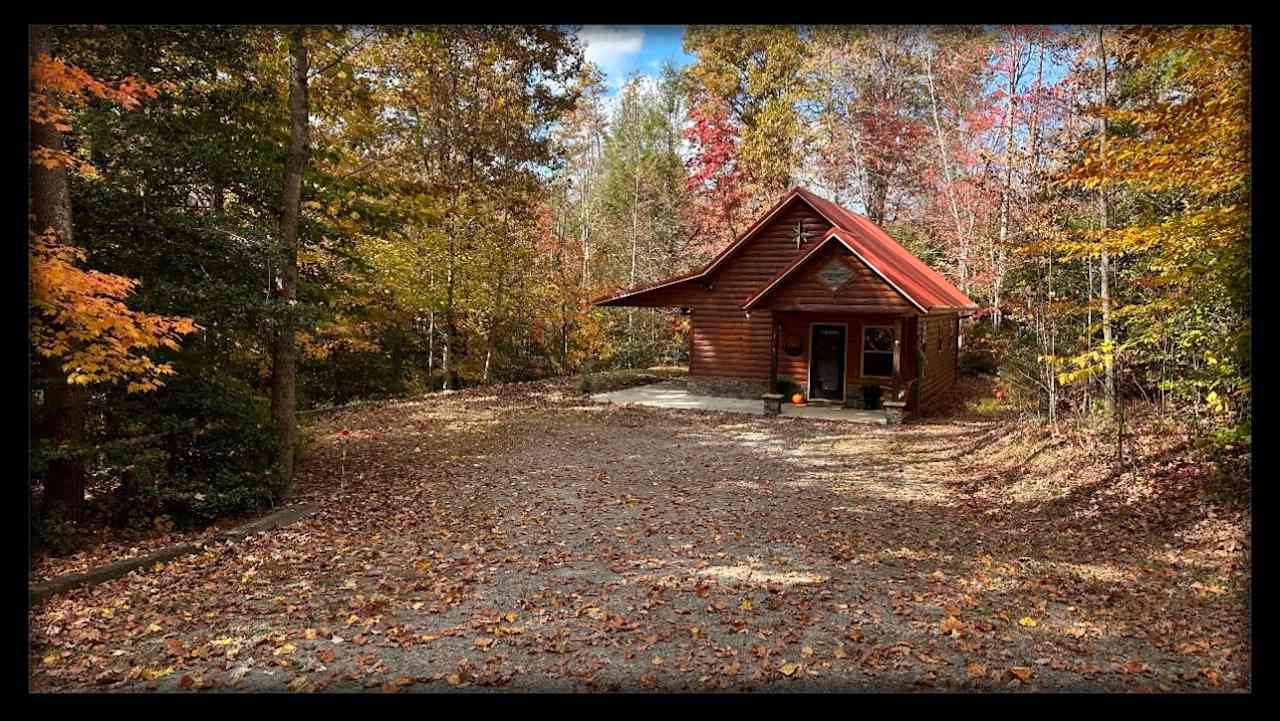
[{"x1": 861, "y1": 383, "x2": 883, "y2": 410}]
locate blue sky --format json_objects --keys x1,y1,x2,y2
[{"x1": 575, "y1": 26, "x2": 696, "y2": 92}]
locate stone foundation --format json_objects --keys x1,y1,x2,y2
[{"x1": 687, "y1": 375, "x2": 768, "y2": 400}]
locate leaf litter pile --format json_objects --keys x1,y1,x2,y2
[{"x1": 29, "y1": 379, "x2": 1249, "y2": 692}]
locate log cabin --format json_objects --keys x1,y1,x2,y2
[{"x1": 592, "y1": 187, "x2": 977, "y2": 416}]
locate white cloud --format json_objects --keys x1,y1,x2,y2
[{"x1": 577, "y1": 26, "x2": 646, "y2": 82}]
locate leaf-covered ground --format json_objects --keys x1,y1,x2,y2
[{"x1": 29, "y1": 379, "x2": 1250, "y2": 692}]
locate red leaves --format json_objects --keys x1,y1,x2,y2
[{"x1": 683, "y1": 104, "x2": 749, "y2": 245}]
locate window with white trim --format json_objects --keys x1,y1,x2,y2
[{"x1": 862, "y1": 325, "x2": 895, "y2": 378}]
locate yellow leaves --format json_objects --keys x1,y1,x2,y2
[
  {"x1": 272, "y1": 642, "x2": 297, "y2": 657},
  {"x1": 144, "y1": 666, "x2": 175, "y2": 680},
  {"x1": 738, "y1": 598, "x2": 753, "y2": 612},
  {"x1": 1018, "y1": 616, "x2": 1038, "y2": 628},
  {"x1": 779, "y1": 662, "x2": 799, "y2": 677}
]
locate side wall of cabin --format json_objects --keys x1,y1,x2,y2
[{"x1": 916, "y1": 313, "x2": 959, "y2": 412}]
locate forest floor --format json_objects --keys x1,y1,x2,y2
[{"x1": 29, "y1": 374, "x2": 1250, "y2": 692}]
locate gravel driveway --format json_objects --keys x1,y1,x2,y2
[{"x1": 29, "y1": 380, "x2": 1250, "y2": 692}]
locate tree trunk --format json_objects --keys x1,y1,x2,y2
[
  {"x1": 995, "y1": 33, "x2": 1019, "y2": 333},
  {"x1": 924, "y1": 47, "x2": 971, "y2": 300},
  {"x1": 442, "y1": 225, "x2": 456, "y2": 390},
  {"x1": 865, "y1": 174, "x2": 888, "y2": 226},
  {"x1": 1097, "y1": 26, "x2": 1116, "y2": 416},
  {"x1": 270, "y1": 26, "x2": 310, "y2": 486},
  {"x1": 628, "y1": 165, "x2": 640, "y2": 344},
  {"x1": 30, "y1": 25, "x2": 88, "y2": 521}
]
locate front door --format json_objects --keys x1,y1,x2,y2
[{"x1": 809, "y1": 324, "x2": 846, "y2": 402}]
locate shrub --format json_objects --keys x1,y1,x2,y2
[
  {"x1": 960, "y1": 349, "x2": 998, "y2": 376},
  {"x1": 98, "y1": 369, "x2": 284, "y2": 529},
  {"x1": 31, "y1": 500, "x2": 80, "y2": 556}
]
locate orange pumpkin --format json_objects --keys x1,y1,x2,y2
[{"x1": 791, "y1": 393, "x2": 805, "y2": 405}]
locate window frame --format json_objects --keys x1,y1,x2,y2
[{"x1": 861, "y1": 324, "x2": 896, "y2": 380}]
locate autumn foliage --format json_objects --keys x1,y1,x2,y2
[
  {"x1": 29, "y1": 231, "x2": 200, "y2": 391},
  {"x1": 29, "y1": 49, "x2": 198, "y2": 392}
]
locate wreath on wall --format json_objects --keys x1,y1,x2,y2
[{"x1": 783, "y1": 337, "x2": 803, "y2": 357}]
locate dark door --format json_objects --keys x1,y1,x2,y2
[{"x1": 809, "y1": 324, "x2": 846, "y2": 401}]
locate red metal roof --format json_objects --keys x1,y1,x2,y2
[
  {"x1": 590, "y1": 271, "x2": 701, "y2": 306},
  {"x1": 792, "y1": 189, "x2": 976, "y2": 311},
  {"x1": 592, "y1": 186, "x2": 976, "y2": 312}
]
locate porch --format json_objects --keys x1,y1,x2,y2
[
  {"x1": 766, "y1": 309, "x2": 919, "y2": 412},
  {"x1": 591, "y1": 381, "x2": 890, "y2": 425}
]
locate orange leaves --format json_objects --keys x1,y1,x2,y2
[
  {"x1": 28, "y1": 47, "x2": 192, "y2": 393},
  {"x1": 29, "y1": 53, "x2": 160, "y2": 115},
  {"x1": 29, "y1": 231, "x2": 200, "y2": 391},
  {"x1": 30, "y1": 53, "x2": 162, "y2": 178},
  {"x1": 940, "y1": 615, "x2": 965, "y2": 637}
]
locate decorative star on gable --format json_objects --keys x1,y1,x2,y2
[{"x1": 792, "y1": 222, "x2": 812, "y2": 250}]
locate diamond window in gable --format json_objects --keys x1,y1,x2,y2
[{"x1": 817, "y1": 258, "x2": 853, "y2": 290}]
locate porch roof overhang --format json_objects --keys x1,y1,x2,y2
[{"x1": 590, "y1": 272, "x2": 701, "y2": 307}]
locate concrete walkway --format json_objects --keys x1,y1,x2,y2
[{"x1": 592, "y1": 381, "x2": 888, "y2": 425}]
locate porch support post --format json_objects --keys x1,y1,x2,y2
[
  {"x1": 884, "y1": 315, "x2": 909, "y2": 424},
  {"x1": 892, "y1": 316, "x2": 903, "y2": 391},
  {"x1": 769, "y1": 315, "x2": 780, "y2": 394}
]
